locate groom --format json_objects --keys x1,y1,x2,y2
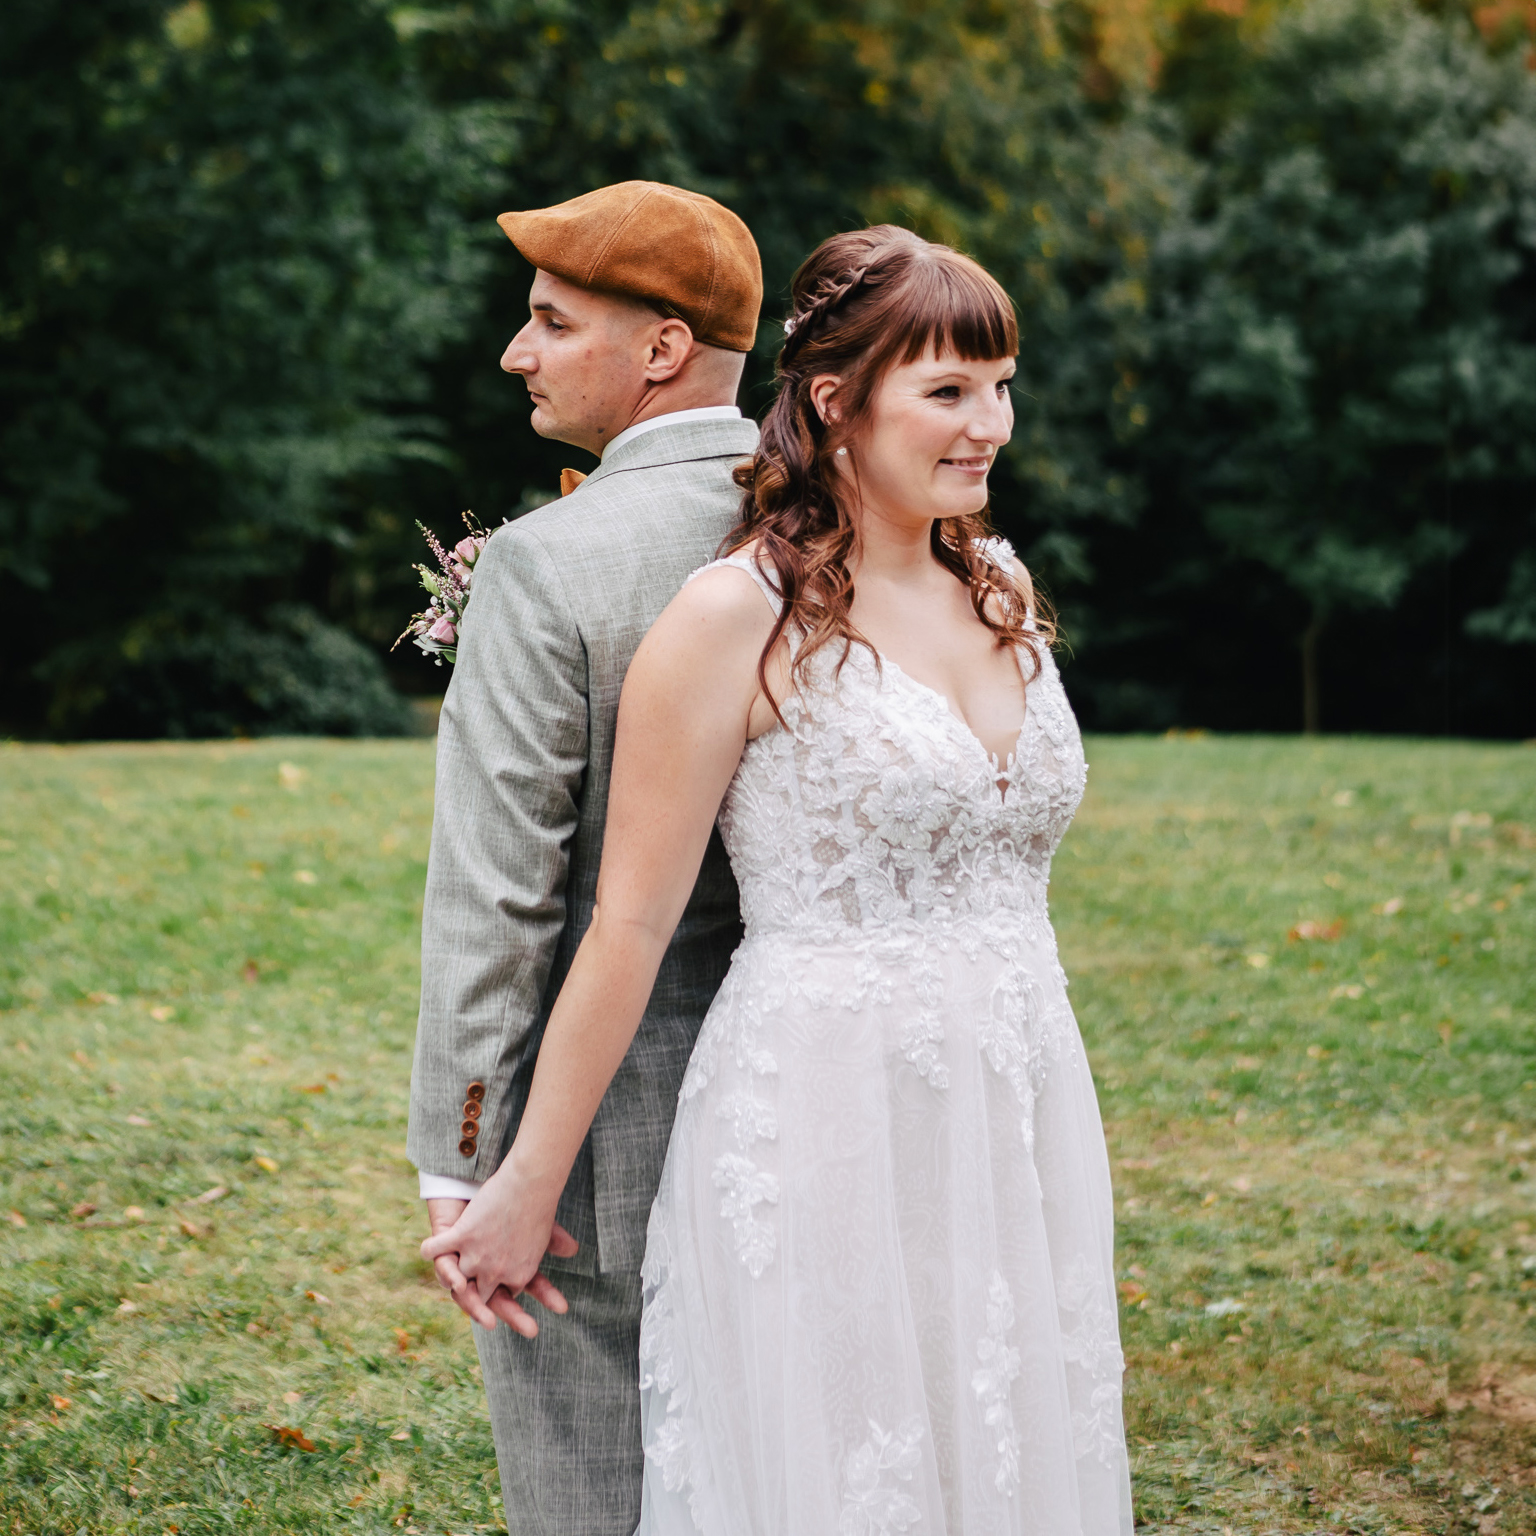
[{"x1": 407, "y1": 182, "x2": 760, "y2": 1534}]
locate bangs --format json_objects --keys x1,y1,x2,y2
[{"x1": 895, "y1": 253, "x2": 1018, "y2": 365}]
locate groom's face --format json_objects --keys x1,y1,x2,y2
[{"x1": 501, "y1": 270, "x2": 665, "y2": 455}]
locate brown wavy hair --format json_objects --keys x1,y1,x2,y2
[{"x1": 725, "y1": 224, "x2": 1053, "y2": 719}]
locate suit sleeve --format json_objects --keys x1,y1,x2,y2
[{"x1": 407, "y1": 522, "x2": 587, "y2": 1182}]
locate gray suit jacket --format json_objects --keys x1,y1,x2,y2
[{"x1": 408, "y1": 416, "x2": 755, "y2": 1276}]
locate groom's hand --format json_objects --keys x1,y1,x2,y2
[{"x1": 423, "y1": 1196, "x2": 578, "y2": 1338}]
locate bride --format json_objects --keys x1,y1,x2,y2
[{"x1": 426, "y1": 225, "x2": 1134, "y2": 1535}]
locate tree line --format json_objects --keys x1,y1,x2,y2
[{"x1": 2, "y1": 0, "x2": 1532, "y2": 739}]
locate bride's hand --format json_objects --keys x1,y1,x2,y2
[{"x1": 420, "y1": 1167, "x2": 579, "y2": 1338}]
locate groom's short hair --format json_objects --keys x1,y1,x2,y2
[{"x1": 498, "y1": 182, "x2": 762, "y2": 353}]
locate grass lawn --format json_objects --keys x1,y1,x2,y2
[{"x1": 1, "y1": 733, "x2": 1533, "y2": 1535}]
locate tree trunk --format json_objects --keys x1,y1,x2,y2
[{"x1": 1300, "y1": 609, "x2": 1325, "y2": 735}]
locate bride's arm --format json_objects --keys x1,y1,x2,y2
[{"x1": 421, "y1": 566, "x2": 776, "y2": 1330}]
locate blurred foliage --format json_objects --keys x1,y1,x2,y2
[
  {"x1": 0, "y1": 0, "x2": 489, "y2": 736},
  {"x1": 0, "y1": 0, "x2": 1532, "y2": 737},
  {"x1": 1108, "y1": 0, "x2": 1536, "y2": 735}
]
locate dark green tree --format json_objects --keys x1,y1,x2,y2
[
  {"x1": 0, "y1": 0, "x2": 491, "y2": 736},
  {"x1": 1134, "y1": 0, "x2": 1536, "y2": 731}
]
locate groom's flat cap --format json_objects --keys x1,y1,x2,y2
[{"x1": 497, "y1": 182, "x2": 761, "y2": 352}]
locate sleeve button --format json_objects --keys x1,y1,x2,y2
[
  {"x1": 465, "y1": 1081, "x2": 486, "y2": 1102},
  {"x1": 462, "y1": 1101, "x2": 482, "y2": 1120},
  {"x1": 457, "y1": 1137, "x2": 477, "y2": 1158},
  {"x1": 460, "y1": 1119, "x2": 480, "y2": 1139}
]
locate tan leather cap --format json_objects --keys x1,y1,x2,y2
[{"x1": 497, "y1": 181, "x2": 762, "y2": 352}]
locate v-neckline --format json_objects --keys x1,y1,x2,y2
[{"x1": 875, "y1": 649, "x2": 1030, "y2": 802}]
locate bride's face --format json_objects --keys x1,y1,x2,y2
[{"x1": 821, "y1": 346, "x2": 1016, "y2": 529}]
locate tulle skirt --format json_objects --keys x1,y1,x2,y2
[{"x1": 634, "y1": 920, "x2": 1135, "y2": 1536}]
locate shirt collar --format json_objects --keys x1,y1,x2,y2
[{"x1": 600, "y1": 405, "x2": 743, "y2": 463}]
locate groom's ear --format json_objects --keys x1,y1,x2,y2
[{"x1": 641, "y1": 317, "x2": 698, "y2": 384}]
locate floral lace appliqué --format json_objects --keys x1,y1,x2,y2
[
  {"x1": 712, "y1": 1153, "x2": 779, "y2": 1277},
  {"x1": 971, "y1": 1271, "x2": 1022, "y2": 1496},
  {"x1": 838, "y1": 1417, "x2": 925, "y2": 1536},
  {"x1": 1057, "y1": 1253, "x2": 1128, "y2": 1466}
]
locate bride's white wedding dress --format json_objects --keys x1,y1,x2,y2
[{"x1": 635, "y1": 547, "x2": 1133, "y2": 1536}]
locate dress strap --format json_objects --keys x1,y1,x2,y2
[
  {"x1": 971, "y1": 533, "x2": 1044, "y2": 635},
  {"x1": 973, "y1": 534, "x2": 1017, "y2": 573},
  {"x1": 686, "y1": 549, "x2": 786, "y2": 621}
]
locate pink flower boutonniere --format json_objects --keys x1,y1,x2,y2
[{"x1": 395, "y1": 512, "x2": 503, "y2": 667}]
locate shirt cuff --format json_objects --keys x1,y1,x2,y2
[{"x1": 419, "y1": 1172, "x2": 484, "y2": 1202}]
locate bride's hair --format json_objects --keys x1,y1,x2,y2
[{"x1": 725, "y1": 224, "x2": 1053, "y2": 717}]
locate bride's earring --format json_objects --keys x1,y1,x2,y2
[{"x1": 835, "y1": 447, "x2": 848, "y2": 457}]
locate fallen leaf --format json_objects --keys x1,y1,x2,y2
[
  {"x1": 282, "y1": 1391, "x2": 302, "y2": 1404},
  {"x1": 69, "y1": 1202, "x2": 97, "y2": 1219},
  {"x1": 6, "y1": 1209, "x2": 27, "y2": 1228},
  {"x1": 294, "y1": 1083, "x2": 326, "y2": 1094},
  {"x1": 1245, "y1": 952, "x2": 1270, "y2": 969},
  {"x1": 277, "y1": 762, "x2": 307, "y2": 790},
  {"x1": 126, "y1": 1115, "x2": 153, "y2": 1127},
  {"x1": 268, "y1": 1424, "x2": 316, "y2": 1452},
  {"x1": 1229, "y1": 1176, "x2": 1252, "y2": 1194},
  {"x1": 393, "y1": 1327, "x2": 411, "y2": 1354},
  {"x1": 73, "y1": 1049, "x2": 92, "y2": 1066},
  {"x1": 253, "y1": 1156, "x2": 279, "y2": 1174},
  {"x1": 1373, "y1": 897, "x2": 1404, "y2": 916},
  {"x1": 1329, "y1": 984, "x2": 1364, "y2": 1001},
  {"x1": 389, "y1": 1430, "x2": 412, "y2": 1441},
  {"x1": 50, "y1": 1394, "x2": 71, "y2": 1412},
  {"x1": 149, "y1": 1005, "x2": 174, "y2": 1022},
  {"x1": 117, "y1": 1299, "x2": 137, "y2": 1313},
  {"x1": 350, "y1": 1494, "x2": 369, "y2": 1507},
  {"x1": 242, "y1": 960, "x2": 259, "y2": 984},
  {"x1": 123, "y1": 1206, "x2": 146, "y2": 1222},
  {"x1": 1117, "y1": 1279, "x2": 1148, "y2": 1305},
  {"x1": 86, "y1": 991, "x2": 121, "y2": 1006},
  {"x1": 294, "y1": 869, "x2": 318, "y2": 885},
  {"x1": 305, "y1": 1290, "x2": 331, "y2": 1305},
  {"x1": 192, "y1": 1185, "x2": 228, "y2": 1205},
  {"x1": 178, "y1": 1219, "x2": 207, "y2": 1239},
  {"x1": 1290, "y1": 919, "x2": 1345, "y2": 942}
]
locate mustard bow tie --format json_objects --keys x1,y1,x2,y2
[{"x1": 560, "y1": 468, "x2": 587, "y2": 497}]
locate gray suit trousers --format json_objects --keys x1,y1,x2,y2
[{"x1": 475, "y1": 1259, "x2": 644, "y2": 1536}]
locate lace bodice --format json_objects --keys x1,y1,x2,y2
[{"x1": 695, "y1": 546, "x2": 1087, "y2": 948}]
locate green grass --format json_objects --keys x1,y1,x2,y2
[{"x1": 1, "y1": 734, "x2": 1533, "y2": 1535}]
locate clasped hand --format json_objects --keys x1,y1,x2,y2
[{"x1": 421, "y1": 1170, "x2": 578, "y2": 1338}]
